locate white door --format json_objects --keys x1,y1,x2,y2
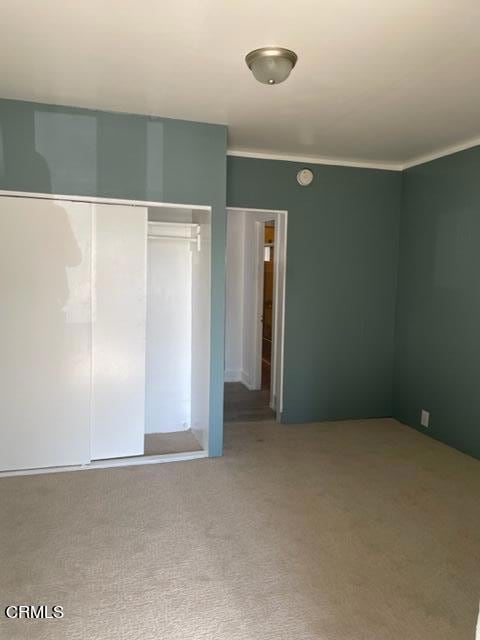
[
  {"x1": 90, "y1": 204, "x2": 147, "y2": 460},
  {"x1": 0, "y1": 196, "x2": 92, "y2": 471}
]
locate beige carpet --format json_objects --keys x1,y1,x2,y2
[
  {"x1": 144, "y1": 430, "x2": 202, "y2": 455},
  {"x1": 1, "y1": 418, "x2": 479, "y2": 640}
]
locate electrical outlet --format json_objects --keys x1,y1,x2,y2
[{"x1": 421, "y1": 409, "x2": 430, "y2": 428}]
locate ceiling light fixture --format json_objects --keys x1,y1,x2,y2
[{"x1": 245, "y1": 47, "x2": 298, "y2": 85}]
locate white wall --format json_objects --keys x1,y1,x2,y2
[
  {"x1": 224, "y1": 211, "x2": 245, "y2": 382},
  {"x1": 241, "y1": 214, "x2": 262, "y2": 389},
  {"x1": 145, "y1": 223, "x2": 192, "y2": 433},
  {"x1": 224, "y1": 210, "x2": 260, "y2": 389},
  {"x1": 148, "y1": 206, "x2": 193, "y2": 224},
  {"x1": 190, "y1": 212, "x2": 211, "y2": 450}
]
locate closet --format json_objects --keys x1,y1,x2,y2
[
  {"x1": 144, "y1": 207, "x2": 211, "y2": 456},
  {"x1": 0, "y1": 194, "x2": 211, "y2": 473}
]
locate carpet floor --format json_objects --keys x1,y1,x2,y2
[
  {"x1": 144, "y1": 430, "x2": 202, "y2": 456},
  {"x1": 1, "y1": 418, "x2": 479, "y2": 640}
]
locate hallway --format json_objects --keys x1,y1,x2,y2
[{"x1": 224, "y1": 382, "x2": 276, "y2": 423}]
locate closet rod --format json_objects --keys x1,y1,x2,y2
[
  {"x1": 148, "y1": 221, "x2": 199, "y2": 228},
  {"x1": 148, "y1": 231, "x2": 201, "y2": 251},
  {"x1": 147, "y1": 234, "x2": 197, "y2": 241}
]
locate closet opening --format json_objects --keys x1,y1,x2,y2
[{"x1": 143, "y1": 205, "x2": 211, "y2": 458}]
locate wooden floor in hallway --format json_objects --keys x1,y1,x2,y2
[{"x1": 224, "y1": 382, "x2": 276, "y2": 423}]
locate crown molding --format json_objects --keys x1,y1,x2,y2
[
  {"x1": 227, "y1": 148, "x2": 403, "y2": 172},
  {"x1": 402, "y1": 136, "x2": 480, "y2": 169},
  {"x1": 228, "y1": 135, "x2": 480, "y2": 173}
]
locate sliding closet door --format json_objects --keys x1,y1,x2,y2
[
  {"x1": 0, "y1": 196, "x2": 92, "y2": 471},
  {"x1": 90, "y1": 204, "x2": 147, "y2": 460}
]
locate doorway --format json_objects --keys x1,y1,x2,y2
[
  {"x1": 224, "y1": 208, "x2": 287, "y2": 423},
  {"x1": 262, "y1": 222, "x2": 275, "y2": 391}
]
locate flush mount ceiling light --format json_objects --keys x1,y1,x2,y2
[{"x1": 245, "y1": 47, "x2": 298, "y2": 85}]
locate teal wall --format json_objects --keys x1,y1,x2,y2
[
  {"x1": 2, "y1": 98, "x2": 478, "y2": 459},
  {"x1": 0, "y1": 98, "x2": 227, "y2": 456},
  {"x1": 228, "y1": 156, "x2": 402, "y2": 422},
  {"x1": 394, "y1": 147, "x2": 480, "y2": 459}
]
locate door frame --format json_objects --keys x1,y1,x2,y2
[{"x1": 226, "y1": 207, "x2": 288, "y2": 419}]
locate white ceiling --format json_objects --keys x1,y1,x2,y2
[{"x1": 1, "y1": 0, "x2": 480, "y2": 169}]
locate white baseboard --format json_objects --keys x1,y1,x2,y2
[
  {"x1": 241, "y1": 370, "x2": 256, "y2": 390},
  {"x1": 191, "y1": 425, "x2": 208, "y2": 451},
  {"x1": 224, "y1": 368, "x2": 257, "y2": 391},
  {"x1": 224, "y1": 369, "x2": 242, "y2": 383}
]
